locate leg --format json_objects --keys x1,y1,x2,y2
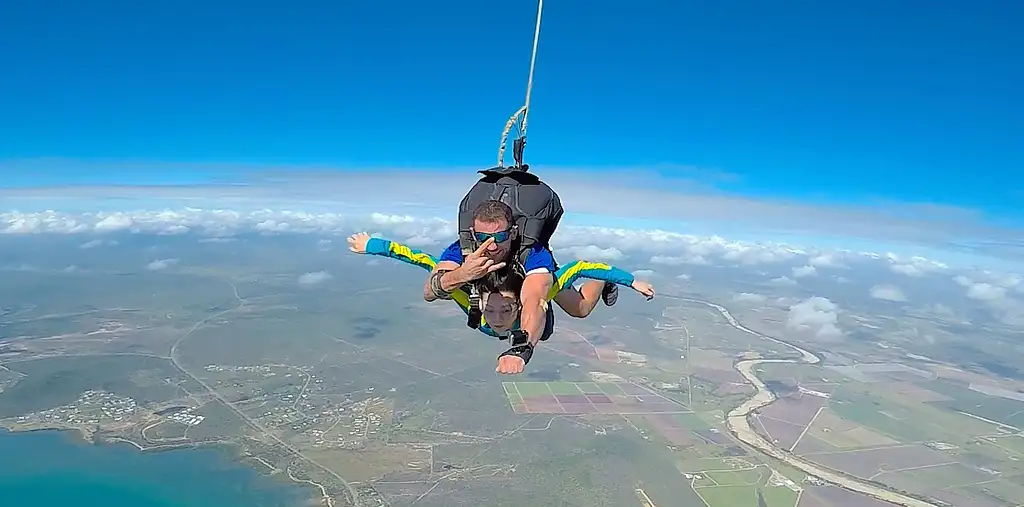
[
  {"x1": 553, "y1": 281, "x2": 605, "y2": 318},
  {"x1": 540, "y1": 305, "x2": 555, "y2": 341}
]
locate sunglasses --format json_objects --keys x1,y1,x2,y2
[{"x1": 473, "y1": 230, "x2": 512, "y2": 244}]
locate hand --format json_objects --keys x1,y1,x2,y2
[
  {"x1": 496, "y1": 354, "x2": 526, "y2": 375},
  {"x1": 347, "y1": 232, "x2": 371, "y2": 254},
  {"x1": 632, "y1": 280, "x2": 656, "y2": 300},
  {"x1": 461, "y1": 237, "x2": 507, "y2": 280}
]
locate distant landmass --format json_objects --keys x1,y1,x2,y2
[{"x1": 2, "y1": 231, "x2": 1024, "y2": 507}]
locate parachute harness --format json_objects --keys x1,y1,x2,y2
[{"x1": 467, "y1": 0, "x2": 546, "y2": 329}]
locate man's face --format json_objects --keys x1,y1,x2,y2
[{"x1": 472, "y1": 219, "x2": 513, "y2": 261}]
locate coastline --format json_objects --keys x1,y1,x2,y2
[{"x1": 0, "y1": 425, "x2": 330, "y2": 506}]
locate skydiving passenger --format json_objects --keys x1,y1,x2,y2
[{"x1": 346, "y1": 232, "x2": 655, "y2": 373}]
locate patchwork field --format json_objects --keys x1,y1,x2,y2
[
  {"x1": 677, "y1": 457, "x2": 803, "y2": 507},
  {"x1": 502, "y1": 381, "x2": 685, "y2": 415}
]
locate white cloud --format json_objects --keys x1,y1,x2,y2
[
  {"x1": 951, "y1": 274, "x2": 1024, "y2": 327},
  {"x1": 632, "y1": 269, "x2": 655, "y2": 278},
  {"x1": 792, "y1": 265, "x2": 817, "y2": 278},
  {"x1": 786, "y1": 296, "x2": 843, "y2": 339},
  {"x1": 870, "y1": 284, "x2": 907, "y2": 302},
  {"x1": 4, "y1": 206, "x2": 1024, "y2": 328},
  {"x1": 560, "y1": 245, "x2": 624, "y2": 261},
  {"x1": 676, "y1": 274, "x2": 691, "y2": 281},
  {"x1": 808, "y1": 253, "x2": 842, "y2": 268},
  {"x1": 733, "y1": 292, "x2": 766, "y2": 304},
  {"x1": 298, "y1": 271, "x2": 332, "y2": 285},
  {"x1": 954, "y1": 275, "x2": 1007, "y2": 301},
  {"x1": 146, "y1": 258, "x2": 178, "y2": 271},
  {"x1": 95, "y1": 215, "x2": 135, "y2": 232},
  {"x1": 887, "y1": 254, "x2": 948, "y2": 277},
  {"x1": 3, "y1": 163, "x2": 1018, "y2": 261},
  {"x1": 649, "y1": 254, "x2": 709, "y2": 265},
  {"x1": 80, "y1": 239, "x2": 116, "y2": 249},
  {"x1": 0, "y1": 208, "x2": 975, "y2": 282},
  {"x1": 967, "y1": 283, "x2": 1006, "y2": 302},
  {"x1": 401, "y1": 235, "x2": 439, "y2": 247}
]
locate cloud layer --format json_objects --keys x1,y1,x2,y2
[
  {"x1": 3, "y1": 166, "x2": 1024, "y2": 333},
  {"x1": 2, "y1": 167, "x2": 1020, "y2": 266},
  {"x1": 3, "y1": 206, "x2": 1022, "y2": 319}
]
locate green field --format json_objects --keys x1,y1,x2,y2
[
  {"x1": 924, "y1": 379, "x2": 1024, "y2": 428},
  {"x1": 508, "y1": 382, "x2": 552, "y2": 396},
  {"x1": 692, "y1": 463, "x2": 800, "y2": 507},
  {"x1": 574, "y1": 382, "x2": 605, "y2": 394},
  {"x1": 673, "y1": 411, "x2": 713, "y2": 429},
  {"x1": 548, "y1": 382, "x2": 584, "y2": 395},
  {"x1": 706, "y1": 467, "x2": 763, "y2": 486}
]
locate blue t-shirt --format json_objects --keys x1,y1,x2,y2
[{"x1": 438, "y1": 240, "x2": 556, "y2": 276}]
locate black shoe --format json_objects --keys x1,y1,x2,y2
[{"x1": 601, "y1": 282, "x2": 618, "y2": 306}]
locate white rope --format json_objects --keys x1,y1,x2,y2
[
  {"x1": 520, "y1": 0, "x2": 544, "y2": 140},
  {"x1": 497, "y1": 0, "x2": 544, "y2": 167}
]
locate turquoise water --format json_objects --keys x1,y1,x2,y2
[{"x1": 0, "y1": 430, "x2": 313, "y2": 507}]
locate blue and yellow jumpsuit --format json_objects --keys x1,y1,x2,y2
[{"x1": 364, "y1": 237, "x2": 636, "y2": 339}]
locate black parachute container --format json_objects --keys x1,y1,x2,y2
[{"x1": 457, "y1": 163, "x2": 564, "y2": 270}]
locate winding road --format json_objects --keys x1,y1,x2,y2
[{"x1": 667, "y1": 296, "x2": 941, "y2": 507}]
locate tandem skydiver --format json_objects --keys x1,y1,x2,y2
[
  {"x1": 346, "y1": 232, "x2": 655, "y2": 373},
  {"x1": 426, "y1": 200, "x2": 558, "y2": 375}
]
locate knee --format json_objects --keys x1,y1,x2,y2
[{"x1": 564, "y1": 306, "x2": 590, "y2": 319}]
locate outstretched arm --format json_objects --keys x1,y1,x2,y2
[
  {"x1": 355, "y1": 235, "x2": 499, "y2": 337},
  {"x1": 364, "y1": 238, "x2": 439, "y2": 271}
]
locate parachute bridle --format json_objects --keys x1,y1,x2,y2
[{"x1": 497, "y1": 0, "x2": 544, "y2": 171}]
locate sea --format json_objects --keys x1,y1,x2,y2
[{"x1": 0, "y1": 429, "x2": 314, "y2": 507}]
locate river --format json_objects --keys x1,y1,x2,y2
[{"x1": 672, "y1": 297, "x2": 941, "y2": 507}]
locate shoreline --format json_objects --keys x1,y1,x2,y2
[{"x1": 0, "y1": 424, "x2": 332, "y2": 506}]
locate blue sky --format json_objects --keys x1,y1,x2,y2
[{"x1": 0, "y1": 1, "x2": 1021, "y2": 219}]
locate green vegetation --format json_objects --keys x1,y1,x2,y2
[
  {"x1": 705, "y1": 467, "x2": 762, "y2": 486},
  {"x1": 963, "y1": 477, "x2": 1024, "y2": 506},
  {"x1": 696, "y1": 484, "x2": 758, "y2": 506},
  {"x1": 673, "y1": 411, "x2": 713, "y2": 430},
  {"x1": 760, "y1": 484, "x2": 800, "y2": 507},
  {"x1": 186, "y1": 400, "x2": 252, "y2": 441},
  {"x1": 0, "y1": 355, "x2": 181, "y2": 418},
  {"x1": 575, "y1": 382, "x2": 605, "y2": 394},
  {"x1": 828, "y1": 384, "x2": 993, "y2": 444},
  {"x1": 597, "y1": 382, "x2": 628, "y2": 395},
  {"x1": 758, "y1": 362, "x2": 850, "y2": 384},
  {"x1": 924, "y1": 378, "x2": 1024, "y2": 427},
  {"x1": 547, "y1": 381, "x2": 583, "y2": 395},
  {"x1": 691, "y1": 462, "x2": 800, "y2": 507}
]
